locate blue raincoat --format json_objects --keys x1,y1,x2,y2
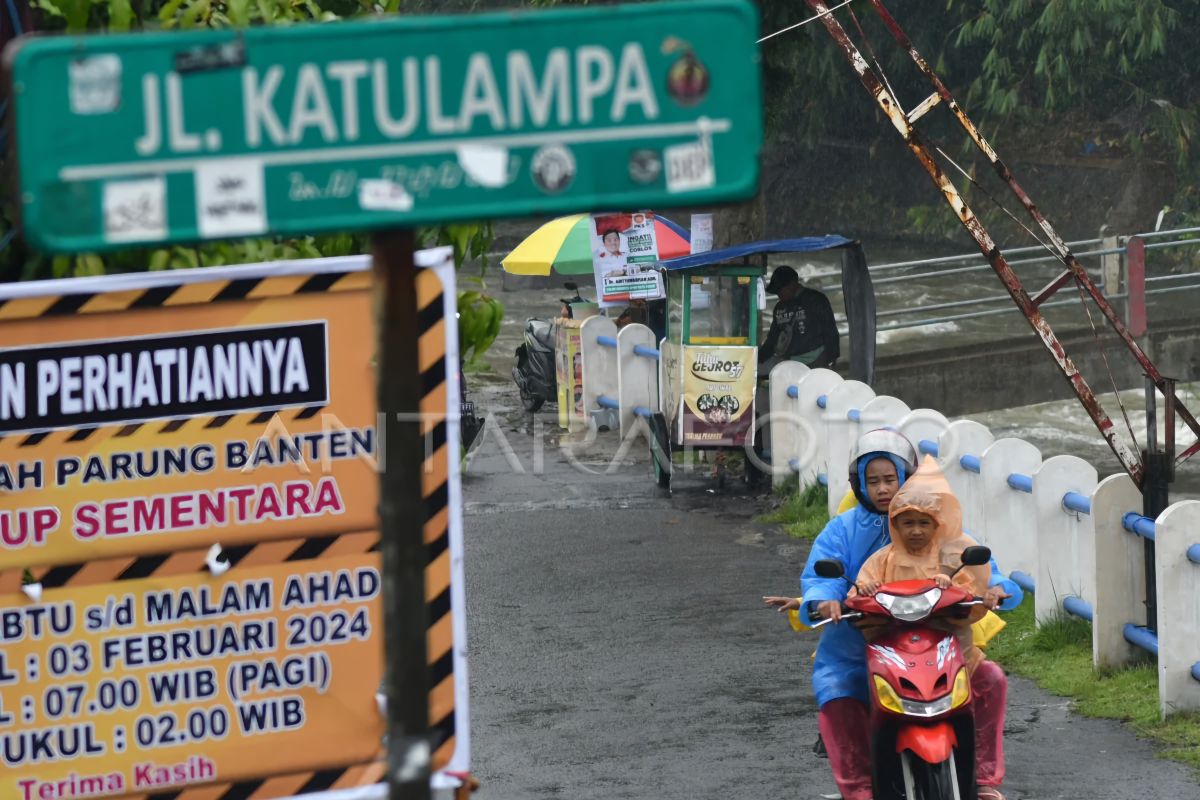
[{"x1": 798, "y1": 504, "x2": 1023, "y2": 708}]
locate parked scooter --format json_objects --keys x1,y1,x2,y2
[
  {"x1": 459, "y1": 366, "x2": 483, "y2": 452},
  {"x1": 511, "y1": 282, "x2": 586, "y2": 413},
  {"x1": 812, "y1": 546, "x2": 993, "y2": 800}
]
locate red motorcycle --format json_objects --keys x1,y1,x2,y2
[{"x1": 813, "y1": 546, "x2": 991, "y2": 800}]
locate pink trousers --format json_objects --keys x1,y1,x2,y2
[{"x1": 818, "y1": 661, "x2": 1007, "y2": 800}]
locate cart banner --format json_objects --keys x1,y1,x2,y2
[
  {"x1": 680, "y1": 345, "x2": 755, "y2": 446},
  {"x1": 0, "y1": 275, "x2": 376, "y2": 570},
  {"x1": 590, "y1": 211, "x2": 665, "y2": 306},
  {"x1": 0, "y1": 552, "x2": 383, "y2": 798}
]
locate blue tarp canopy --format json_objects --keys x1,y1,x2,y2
[{"x1": 658, "y1": 236, "x2": 857, "y2": 271}]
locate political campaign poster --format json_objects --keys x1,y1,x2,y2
[
  {"x1": 0, "y1": 253, "x2": 470, "y2": 797},
  {"x1": 590, "y1": 212, "x2": 665, "y2": 307}
]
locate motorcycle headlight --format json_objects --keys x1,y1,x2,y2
[
  {"x1": 874, "y1": 588, "x2": 942, "y2": 622},
  {"x1": 872, "y1": 674, "x2": 905, "y2": 715},
  {"x1": 873, "y1": 674, "x2": 956, "y2": 718}
]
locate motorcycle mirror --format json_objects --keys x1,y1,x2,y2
[
  {"x1": 960, "y1": 546, "x2": 991, "y2": 566},
  {"x1": 814, "y1": 559, "x2": 846, "y2": 579}
]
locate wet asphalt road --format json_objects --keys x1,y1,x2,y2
[{"x1": 460, "y1": 376, "x2": 1200, "y2": 800}]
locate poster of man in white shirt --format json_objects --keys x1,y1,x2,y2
[{"x1": 590, "y1": 212, "x2": 665, "y2": 307}]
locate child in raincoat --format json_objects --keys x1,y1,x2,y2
[{"x1": 850, "y1": 455, "x2": 991, "y2": 672}]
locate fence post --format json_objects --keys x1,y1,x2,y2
[
  {"x1": 616, "y1": 323, "x2": 657, "y2": 440},
  {"x1": 580, "y1": 315, "x2": 619, "y2": 428},
  {"x1": 768, "y1": 362, "x2": 811, "y2": 488},
  {"x1": 794, "y1": 368, "x2": 844, "y2": 490},
  {"x1": 1100, "y1": 226, "x2": 1120, "y2": 297},
  {"x1": 980, "y1": 438, "x2": 1042, "y2": 591},
  {"x1": 1032, "y1": 455, "x2": 1098, "y2": 625},
  {"x1": 937, "y1": 420, "x2": 994, "y2": 544},
  {"x1": 857, "y1": 395, "x2": 911, "y2": 438},
  {"x1": 1154, "y1": 500, "x2": 1200, "y2": 717},
  {"x1": 1091, "y1": 473, "x2": 1146, "y2": 670},
  {"x1": 825, "y1": 380, "x2": 876, "y2": 518},
  {"x1": 897, "y1": 408, "x2": 950, "y2": 464},
  {"x1": 1126, "y1": 235, "x2": 1146, "y2": 337}
]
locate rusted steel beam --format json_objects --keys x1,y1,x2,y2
[
  {"x1": 1031, "y1": 269, "x2": 1077, "y2": 309},
  {"x1": 1179, "y1": 438, "x2": 1200, "y2": 465},
  {"x1": 864, "y1": 0, "x2": 1200, "y2": 454},
  {"x1": 803, "y1": 0, "x2": 1146, "y2": 485},
  {"x1": 906, "y1": 92, "x2": 942, "y2": 124}
]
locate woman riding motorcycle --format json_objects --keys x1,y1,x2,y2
[{"x1": 767, "y1": 429, "x2": 1021, "y2": 800}]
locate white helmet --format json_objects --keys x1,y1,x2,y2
[{"x1": 848, "y1": 428, "x2": 917, "y2": 512}]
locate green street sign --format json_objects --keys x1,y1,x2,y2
[{"x1": 5, "y1": 0, "x2": 762, "y2": 253}]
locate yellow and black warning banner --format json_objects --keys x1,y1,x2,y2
[
  {"x1": 0, "y1": 255, "x2": 467, "y2": 798},
  {"x1": 0, "y1": 266, "x2": 377, "y2": 569}
]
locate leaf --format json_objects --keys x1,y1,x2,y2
[{"x1": 107, "y1": 0, "x2": 133, "y2": 30}]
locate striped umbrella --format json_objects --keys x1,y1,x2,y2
[{"x1": 501, "y1": 213, "x2": 691, "y2": 275}]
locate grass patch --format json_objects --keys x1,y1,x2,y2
[
  {"x1": 757, "y1": 482, "x2": 830, "y2": 540},
  {"x1": 986, "y1": 597, "x2": 1200, "y2": 772}
]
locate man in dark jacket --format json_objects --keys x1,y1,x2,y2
[{"x1": 759, "y1": 265, "x2": 839, "y2": 371}]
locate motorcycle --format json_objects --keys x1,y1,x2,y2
[
  {"x1": 511, "y1": 282, "x2": 585, "y2": 413},
  {"x1": 459, "y1": 367, "x2": 483, "y2": 452},
  {"x1": 812, "y1": 545, "x2": 993, "y2": 800}
]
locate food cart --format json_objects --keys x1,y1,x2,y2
[{"x1": 648, "y1": 237, "x2": 874, "y2": 489}]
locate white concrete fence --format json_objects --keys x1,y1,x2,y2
[
  {"x1": 579, "y1": 318, "x2": 660, "y2": 436},
  {"x1": 572, "y1": 324, "x2": 1200, "y2": 718},
  {"x1": 766, "y1": 363, "x2": 1200, "y2": 719}
]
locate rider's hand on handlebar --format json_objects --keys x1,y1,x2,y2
[
  {"x1": 982, "y1": 585, "x2": 1012, "y2": 610},
  {"x1": 762, "y1": 596, "x2": 801, "y2": 613},
  {"x1": 933, "y1": 573, "x2": 953, "y2": 589},
  {"x1": 854, "y1": 579, "x2": 881, "y2": 596},
  {"x1": 817, "y1": 600, "x2": 843, "y2": 623}
]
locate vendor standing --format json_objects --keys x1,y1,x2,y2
[{"x1": 759, "y1": 265, "x2": 839, "y2": 371}]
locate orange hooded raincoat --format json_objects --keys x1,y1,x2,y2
[{"x1": 853, "y1": 455, "x2": 991, "y2": 671}]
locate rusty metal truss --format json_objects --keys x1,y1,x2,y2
[{"x1": 804, "y1": 0, "x2": 1200, "y2": 486}]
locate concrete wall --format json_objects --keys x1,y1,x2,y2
[{"x1": 873, "y1": 318, "x2": 1200, "y2": 417}]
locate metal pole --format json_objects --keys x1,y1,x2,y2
[
  {"x1": 1141, "y1": 376, "x2": 1169, "y2": 634},
  {"x1": 374, "y1": 229, "x2": 431, "y2": 800}
]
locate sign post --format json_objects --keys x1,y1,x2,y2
[
  {"x1": 374, "y1": 231, "x2": 430, "y2": 800},
  {"x1": 2, "y1": 1, "x2": 763, "y2": 797}
]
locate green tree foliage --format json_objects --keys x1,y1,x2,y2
[{"x1": 761, "y1": 0, "x2": 1198, "y2": 202}]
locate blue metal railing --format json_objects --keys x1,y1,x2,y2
[
  {"x1": 817, "y1": 473, "x2": 828, "y2": 486},
  {"x1": 1189, "y1": 544, "x2": 1200, "y2": 565},
  {"x1": 597, "y1": 395, "x2": 619, "y2": 410},
  {"x1": 1062, "y1": 492, "x2": 1092, "y2": 515},
  {"x1": 1007, "y1": 473, "x2": 1033, "y2": 493},
  {"x1": 1010, "y1": 571, "x2": 1036, "y2": 594},
  {"x1": 788, "y1": 458, "x2": 801, "y2": 473},
  {"x1": 918, "y1": 439, "x2": 938, "y2": 456},
  {"x1": 817, "y1": 395, "x2": 828, "y2": 409},
  {"x1": 1123, "y1": 624, "x2": 1159, "y2": 657},
  {"x1": 1063, "y1": 596, "x2": 1094, "y2": 622},
  {"x1": 787, "y1": 385, "x2": 799, "y2": 399},
  {"x1": 1122, "y1": 512, "x2": 1156, "y2": 541},
  {"x1": 960, "y1": 454, "x2": 981, "y2": 473},
  {"x1": 597, "y1": 335, "x2": 617, "y2": 348},
  {"x1": 633, "y1": 405, "x2": 653, "y2": 419},
  {"x1": 848, "y1": 409, "x2": 861, "y2": 422},
  {"x1": 633, "y1": 345, "x2": 660, "y2": 359}
]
